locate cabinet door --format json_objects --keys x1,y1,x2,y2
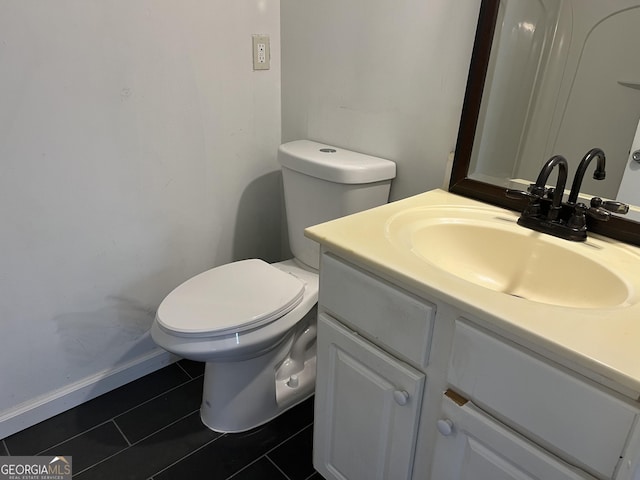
[
  {"x1": 314, "y1": 314, "x2": 425, "y2": 480},
  {"x1": 430, "y1": 393, "x2": 595, "y2": 480}
]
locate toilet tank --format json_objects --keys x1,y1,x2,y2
[{"x1": 278, "y1": 140, "x2": 396, "y2": 270}]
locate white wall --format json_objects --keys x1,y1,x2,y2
[
  {"x1": 533, "y1": 1, "x2": 640, "y2": 200},
  {"x1": 281, "y1": 0, "x2": 482, "y2": 200},
  {"x1": 0, "y1": 0, "x2": 485, "y2": 438},
  {"x1": 0, "y1": 0, "x2": 281, "y2": 436}
]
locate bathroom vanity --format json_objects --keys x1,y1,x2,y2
[{"x1": 305, "y1": 189, "x2": 640, "y2": 480}]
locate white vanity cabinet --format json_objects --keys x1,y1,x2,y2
[
  {"x1": 314, "y1": 253, "x2": 435, "y2": 480},
  {"x1": 313, "y1": 251, "x2": 640, "y2": 480}
]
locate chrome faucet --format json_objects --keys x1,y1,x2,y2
[{"x1": 506, "y1": 149, "x2": 628, "y2": 241}]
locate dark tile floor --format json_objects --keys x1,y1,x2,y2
[{"x1": 1, "y1": 360, "x2": 321, "y2": 480}]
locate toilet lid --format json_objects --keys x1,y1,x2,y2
[{"x1": 156, "y1": 259, "x2": 305, "y2": 336}]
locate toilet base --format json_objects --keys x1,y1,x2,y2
[{"x1": 200, "y1": 315, "x2": 316, "y2": 433}]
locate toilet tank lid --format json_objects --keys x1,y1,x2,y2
[{"x1": 278, "y1": 140, "x2": 396, "y2": 184}]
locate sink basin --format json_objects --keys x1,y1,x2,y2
[{"x1": 385, "y1": 206, "x2": 633, "y2": 308}]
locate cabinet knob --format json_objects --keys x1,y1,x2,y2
[
  {"x1": 393, "y1": 390, "x2": 410, "y2": 405},
  {"x1": 437, "y1": 419, "x2": 454, "y2": 436}
]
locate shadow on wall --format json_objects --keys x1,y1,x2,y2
[
  {"x1": 53, "y1": 295, "x2": 157, "y2": 369},
  {"x1": 232, "y1": 171, "x2": 290, "y2": 263},
  {"x1": 49, "y1": 170, "x2": 288, "y2": 396}
]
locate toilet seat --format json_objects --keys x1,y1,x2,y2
[{"x1": 156, "y1": 259, "x2": 305, "y2": 337}]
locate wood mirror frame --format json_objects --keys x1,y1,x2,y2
[{"x1": 449, "y1": 0, "x2": 640, "y2": 246}]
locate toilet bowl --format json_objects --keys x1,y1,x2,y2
[
  {"x1": 151, "y1": 258, "x2": 319, "y2": 432},
  {"x1": 151, "y1": 140, "x2": 395, "y2": 432}
]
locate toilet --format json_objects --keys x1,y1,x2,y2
[{"x1": 150, "y1": 140, "x2": 396, "y2": 432}]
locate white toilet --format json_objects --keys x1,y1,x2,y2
[{"x1": 151, "y1": 140, "x2": 396, "y2": 432}]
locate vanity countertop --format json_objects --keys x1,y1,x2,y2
[{"x1": 305, "y1": 189, "x2": 640, "y2": 400}]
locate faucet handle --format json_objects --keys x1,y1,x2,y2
[
  {"x1": 505, "y1": 184, "x2": 546, "y2": 200},
  {"x1": 590, "y1": 197, "x2": 629, "y2": 215},
  {"x1": 567, "y1": 203, "x2": 587, "y2": 229},
  {"x1": 586, "y1": 204, "x2": 611, "y2": 222},
  {"x1": 505, "y1": 188, "x2": 536, "y2": 200},
  {"x1": 506, "y1": 187, "x2": 546, "y2": 216}
]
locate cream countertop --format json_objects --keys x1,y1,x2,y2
[{"x1": 305, "y1": 189, "x2": 640, "y2": 400}]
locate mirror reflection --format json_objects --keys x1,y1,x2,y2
[{"x1": 468, "y1": 0, "x2": 640, "y2": 212}]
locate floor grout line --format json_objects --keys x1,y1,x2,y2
[
  {"x1": 112, "y1": 419, "x2": 132, "y2": 447},
  {"x1": 71, "y1": 409, "x2": 204, "y2": 477},
  {"x1": 201, "y1": 420, "x2": 315, "y2": 480},
  {"x1": 30, "y1": 375, "x2": 196, "y2": 457},
  {"x1": 55, "y1": 409, "x2": 314, "y2": 478},
  {"x1": 266, "y1": 455, "x2": 293, "y2": 480},
  {"x1": 174, "y1": 360, "x2": 194, "y2": 379},
  {"x1": 264, "y1": 421, "x2": 314, "y2": 458},
  {"x1": 111, "y1": 376, "x2": 199, "y2": 424},
  {"x1": 3, "y1": 368, "x2": 316, "y2": 480},
  {"x1": 72, "y1": 446, "x2": 126, "y2": 478},
  {"x1": 148, "y1": 432, "x2": 226, "y2": 478},
  {"x1": 129, "y1": 409, "x2": 201, "y2": 447},
  {"x1": 8, "y1": 365, "x2": 196, "y2": 457},
  {"x1": 224, "y1": 455, "x2": 266, "y2": 480},
  {"x1": 33, "y1": 420, "x2": 114, "y2": 456},
  {"x1": 259, "y1": 421, "x2": 314, "y2": 479}
]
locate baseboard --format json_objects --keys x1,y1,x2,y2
[{"x1": 0, "y1": 349, "x2": 176, "y2": 439}]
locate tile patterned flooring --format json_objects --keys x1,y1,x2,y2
[{"x1": 1, "y1": 360, "x2": 321, "y2": 480}]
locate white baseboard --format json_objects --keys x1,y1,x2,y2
[{"x1": 0, "y1": 349, "x2": 177, "y2": 439}]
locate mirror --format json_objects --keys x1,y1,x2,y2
[{"x1": 450, "y1": 0, "x2": 640, "y2": 246}]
